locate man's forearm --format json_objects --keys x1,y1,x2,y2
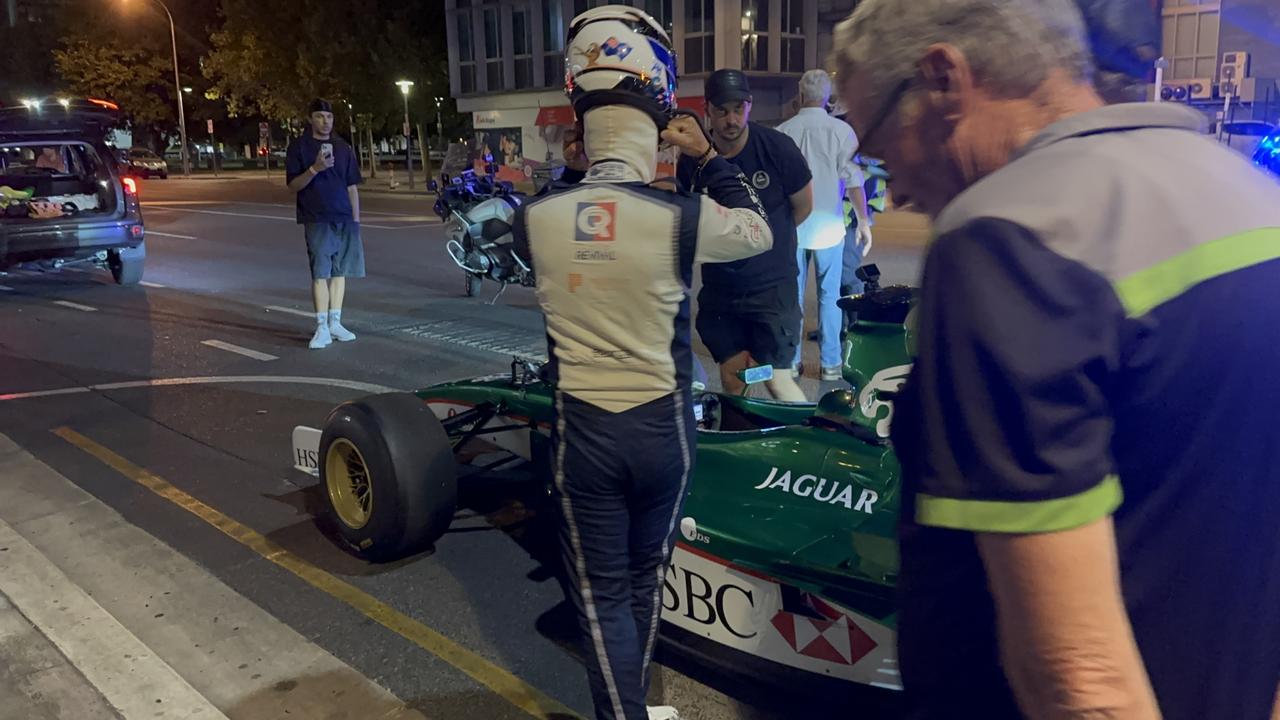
[
  {"x1": 978, "y1": 519, "x2": 1162, "y2": 720},
  {"x1": 849, "y1": 187, "x2": 870, "y2": 225},
  {"x1": 348, "y1": 186, "x2": 360, "y2": 223},
  {"x1": 288, "y1": 168, "x2": 317, "y2": 193}
]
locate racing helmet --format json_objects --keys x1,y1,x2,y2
[{"x1": 564, "y1": 5, "x2": 678, "y2": 127}]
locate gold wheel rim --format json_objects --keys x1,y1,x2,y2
[{"x1": 326, "y1": 438, "x2": 372, "y2": 530}]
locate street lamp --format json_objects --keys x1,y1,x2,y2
[
  {"x1": 123, "y1": 0, "x2": 189, "y2": 177},
  {"x1": 435, "y1": 96, "x2": 444, "y2": 152},
  {"x1": 395, "y1": 80, "x2": 415, "y2": 189}
]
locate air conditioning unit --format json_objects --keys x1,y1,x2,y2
[
  {"x1": 1220, "y1": 51, "x2": 1251, "y2": 89},
  {"x1": 1160, "y1": 79, "x2": 1213, "y2": 102}
]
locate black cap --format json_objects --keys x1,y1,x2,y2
[
  {"x1": 706, "y1": 69, "x2": 752, "y2": 107},
  {"x1": 308, "y1": 98, "x2": 333, "y2": 114}
]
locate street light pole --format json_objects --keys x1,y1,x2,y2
[
  {"x1": 435, "y1": 96, "x2": 444, "y2": 152},
  {"x1": 396, "y1": 80, "x2": 415, "y2": 190},
  {"x1": 125, "y1": 0, "x2": 188, "y2": 177}
]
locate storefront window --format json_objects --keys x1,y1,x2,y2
[
  {"x1": 780, "y1": 0, "x2": 805, "y2": 73},
  {"x1": 683, "y1": 0, "x2": 715, "y2": 74},
  {"x1": 741, "y1": 0, "x2": 769, "y2": 72}
]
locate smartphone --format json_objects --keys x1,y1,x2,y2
[{"x1": 321, "y1": 143, "x2": 333, "y2": 161}]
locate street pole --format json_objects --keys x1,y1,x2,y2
[
  {"x1": 156, "y1": 0, "x2": 189, "y2": 177},
  {"x1": 435, "y1": 96, "x2": 444, "y2": 152},
  {"x1": 396, "y1": 80, "x2": 415, "y2": 190}
]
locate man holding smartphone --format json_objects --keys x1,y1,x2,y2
[{"x1": 286, "y1": 98, "x2": 364, "y2": 349}]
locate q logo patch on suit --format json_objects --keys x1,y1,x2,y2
[{"x1": 575, "y1": 201, "x2": 617, "y2": 242}]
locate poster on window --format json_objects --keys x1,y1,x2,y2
[{"x1": 473, "y1": 127, "x2": 525, "y2": 183}]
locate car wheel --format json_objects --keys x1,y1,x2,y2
[
  {"x1": 464, "y1": 274, "x2": 482, "y2": 298},
  {"x1": 319, "y1": 393, "x2": 458, "y2": 561},
  {"x1": 108, "y1": 242, "x2": 145, "y2": 286},
  {"x1": 160, "y1": 172, "x2": 168, "y2": 180}
]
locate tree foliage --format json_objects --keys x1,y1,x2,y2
[
  {"x1": 204, "y1": 0, "x2": 461, "y2": 139},
  {"x1": 54, "y1": 40, "x2": 175, "y2": 126}
]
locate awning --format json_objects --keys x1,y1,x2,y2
[
  {"x1": 535, "y1": 106, "x2": 576, "y2": 127},
  {"x1": 677, "y1": 96, "x2": 707, "y2": 116}
]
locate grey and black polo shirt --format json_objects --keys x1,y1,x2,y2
[{"x1": 890, "y1": 103, "x2": 1280, "y2": 719}]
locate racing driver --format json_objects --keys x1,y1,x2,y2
[{"x1": 511, "y1": 7, "x2": 774, "y2": 719}]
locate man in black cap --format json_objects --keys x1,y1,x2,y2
[
  {"x1": 678, "y1": 69, "x2": 813, "y2": 400},
  {"x1": 286, "y1": 98, "x2": 364, "y2": 349}
]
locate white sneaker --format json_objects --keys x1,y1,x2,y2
[
  {"x1": 329, "y1": 321, "x2": 356, "y2": 342},
  {"x1": 647, "y1": 706, "x2": 680, "y2": 720},
  {"x1": 309, "y1": 324, "x2": 332, "y2": 349}
]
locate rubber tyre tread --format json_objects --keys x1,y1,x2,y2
[{"x1": 319, "y1": 393, "x2": 458, "y2": 562}]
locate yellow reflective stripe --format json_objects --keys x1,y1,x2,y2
[
  {"x1": 1114, "y1": 227, "x2": 1280, "y2": 317},
  {"x1": 916, "y1": 475, "x2": 1122, "y2": 534}
]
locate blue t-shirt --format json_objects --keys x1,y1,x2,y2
[
  {"x1": 679, "y1": 122, "x2": 811, "y2": 291},
  {"x1": 285, "y1": 134, "x2": 363, "y2": 224}
]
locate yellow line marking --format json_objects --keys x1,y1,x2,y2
[{"x1": 52, "y1": 427, "x2": 580, "y2": 720}]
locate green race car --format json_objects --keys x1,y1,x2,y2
[{"x1": 290, "y1": 269, "x2": 916, "y2": 699}]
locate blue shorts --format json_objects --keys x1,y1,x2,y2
[{"x1": 304, "y1": 222, "x2": 365, "y2": 279}]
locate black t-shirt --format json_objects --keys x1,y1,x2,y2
[
  {"x1": 678, "y1": 122, "x2": 810, "y2": 292},
  {"x1": 285, "y1": 134, "x2": 363, "y2": 223}
]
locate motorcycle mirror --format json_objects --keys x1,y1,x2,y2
[
  {"x1": 428, "y1": 180, "x2": 439, "y2": 192},
  {"x1": 487, "y1": 163, "x2": 498, "y2": 175},
  {"x1": 441, "y1": 172, "x2": 450, "y2": 184}
]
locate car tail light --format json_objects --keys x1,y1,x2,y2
[
  {"x1": 131, "y1": 224, "x2": 144, "y2": 238},
  {"x1": 122, "y1": 177, "x2": 138, "y2": 196}
]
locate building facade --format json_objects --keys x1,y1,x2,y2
[{"x1": 444, "y1": 0, "x2": 853, "y2": 181}]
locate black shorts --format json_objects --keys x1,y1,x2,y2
[{"x1": 696, "y1": 281, "x2": 800, "y2": 370}]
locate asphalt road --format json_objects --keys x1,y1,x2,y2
[{"x1": 0, "y1": 175, "x2": 927, "y2": 719}]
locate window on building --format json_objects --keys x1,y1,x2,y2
[
  {"x1": 571, "y1": 0, "x2": 670, "y2": 28},
  {"x1": 457, "y1": 11, "x2": 477, "y2": 94},
  {"x1": 484, "y1": 6, "x2": 504, "y2": 89},
  {"x1": 741, "y1": 0, "x2": 769, "y2": 72},
  {"x1": 1162, "y1": 0, "x2": 1220, "y2": 80},
  {"x1": 683, "y1": 0, "x2": 715, "y2": 74},
  {"x1": 543, "y1": 1, "x2": 565, "y2": 87},
  {"x1": 780, "y1": 0, "x2": 805, "y2": 73},
  {"x1": 513, "y1": 3, "x2": 534, "y2": 88}
]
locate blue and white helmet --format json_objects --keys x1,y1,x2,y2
[{"x1": 564, "y1": 5, "x2": 678, "y2": 126}]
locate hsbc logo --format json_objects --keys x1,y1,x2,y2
[{"x1": 575, "y1": 202, "x2": 617, "y2": 242}]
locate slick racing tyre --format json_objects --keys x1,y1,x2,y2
[{"x1": 319, "y1": 393, "x2": 458, "y2": 561}]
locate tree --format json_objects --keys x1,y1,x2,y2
[
  {"x1": 54, "y1": 41, "x2": 174, "y2": 126},
  {"x1": 203, "y1": 0, "x2": 460, "y2": 142}
]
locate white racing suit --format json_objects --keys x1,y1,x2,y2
[{"x1": 512, "y1": 107, "x2": 772, "y2": 720}]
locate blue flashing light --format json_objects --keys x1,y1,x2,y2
[{"x1": 1254, "y1": 130, "x2": 1280, "y2": 178}]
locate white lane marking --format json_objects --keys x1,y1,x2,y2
[
  {"x1": 146, "y1": 200, "x2": 428, "y2": 219},
  {"x1": 51, "y1": 300, "x2": 98, "y2": 312},
  {"x1": 142, "y1": 205, "x2": 403, "y2": 230},
  {"x1": 146, "y1": 231, "x2": 198, "y2": 240},
  {"x1": 143, "y1": 205, "x2": 294, "y2": 222},
  {"x1": 0, "y1": 375, "x2": 398, "y2": 402},
  {"x1": 876, "y1": 668, "x2": 901, "y2": 676},
  {"x1": 264, "y1": 305, "x2": 317, "y2": 318},
  {"x1": 200, "y1": 340, "x2": 279, "y2": 362},
  {"x1": 139, "y1": 281, "x2": 166, "y2": 288},
  {"x1": 0, "y1": 285, "x2": 12, "y2": 291}
]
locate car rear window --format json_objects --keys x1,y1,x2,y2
[{"x1": 1, "y1": 141, "x2": 117, "y2": 220}]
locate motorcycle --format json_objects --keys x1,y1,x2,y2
[{"x1": 431, "y1": 165, "x2": 533, "y2": 302}]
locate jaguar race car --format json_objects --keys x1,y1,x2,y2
[{"x1": 290, "y1": 270, "x2": 915, "y2": 699}]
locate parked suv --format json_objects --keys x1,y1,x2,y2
[{"x1": 0, "y1": 98, "x2": 145, "y2": 285}]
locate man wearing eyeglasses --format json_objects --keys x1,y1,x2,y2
[{"x1": 835, "y1": 1, "x2": 1280, "y2": 719}]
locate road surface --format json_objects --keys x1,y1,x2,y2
[{"x1": 0, "y1": 175, "x2": 928, "y2": 719}]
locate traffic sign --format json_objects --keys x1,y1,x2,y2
[
  {"x1": 403, "y1": 122, "x2": 411, "y2": 137},
  {"x1": 259, "y1": 122, "x2": 270, "y2": 139}
]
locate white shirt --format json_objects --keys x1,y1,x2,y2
[{"x1": 777, "y1": 107, "x2": 864, "y2": 250}]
